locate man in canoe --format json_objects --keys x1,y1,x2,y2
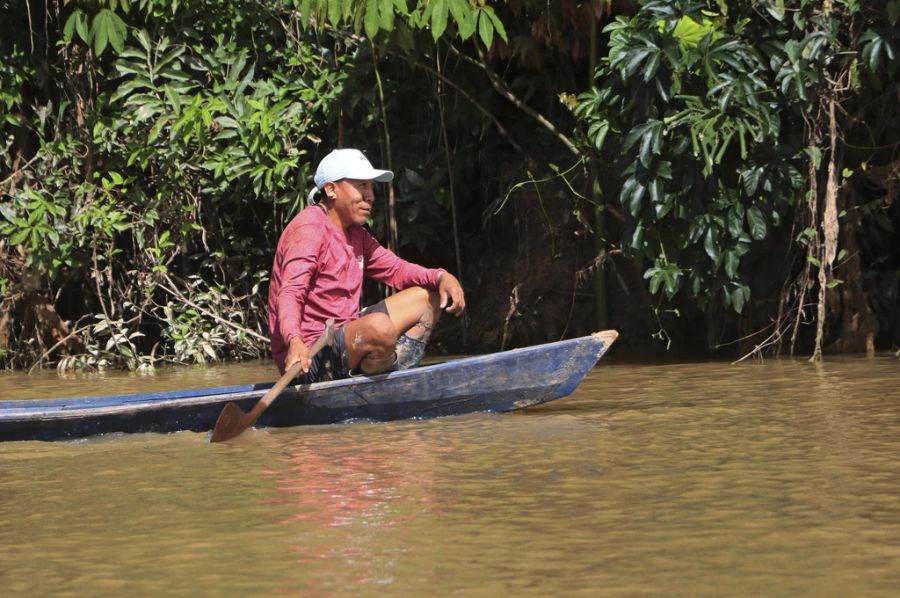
[{"x1": 268, "y1": 148, "x2": 466, "y2": 381}]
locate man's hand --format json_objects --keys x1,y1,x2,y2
[
  {"x1": 438, "y1": 272, "x2": 466, "y2": 316},
  {"x1": 285, "y1": 336, "x2": 311, "y2": 373}
]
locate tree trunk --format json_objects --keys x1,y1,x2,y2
[{"x1": 811, "y1": 96, "x2": 841, "y2": 362}]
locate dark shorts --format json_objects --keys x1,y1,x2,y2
[{"x1": 297, "y1": 301, "x2": 390, "y2": 383}]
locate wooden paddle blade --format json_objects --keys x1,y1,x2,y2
[
  {"x1": 209, "y1": 321, "x2": 334, "y2": 443},
  {"x1": 209, "y1": 401, "x2": 255, "y2": 443}
]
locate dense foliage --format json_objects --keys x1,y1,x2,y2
[
  {"x1": 1, "y1": 0, "x2": 352, "y2": 369},
  {"x1": 574, "y1": 0, "x2": 899, "y2": 357},
  {"x1": 1, "y1": 0, "x2": 898, "y2": 371},
  {"x1": 577, "y1": 3, "x2": 798, "y2": 313}
]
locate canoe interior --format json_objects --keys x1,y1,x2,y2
[{"x1": 0, "y1": 331, "x2": 617, "y2": 441}]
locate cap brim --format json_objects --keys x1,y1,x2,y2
[{"x1": 366, "y1": 168, "x2": 393, "y2": 183}]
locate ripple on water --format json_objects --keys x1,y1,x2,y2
[{"x1": 0, "y1": 355, "x2": 899, "y2": 595}]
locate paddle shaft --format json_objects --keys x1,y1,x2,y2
[
  {"x1": 248, "y1": 320, "x2": 335, "y2": 423},
  {"x1": 209, "y1": 319, "x2": 334, "y2": 442}
]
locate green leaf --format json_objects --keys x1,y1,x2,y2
[
  {"x1": 587, "y1": 120, "x2": 609, "y2": 151},
  {"x1": 664, "y1": 269, "x2": 680, "y2": 298},
  {"x1": 643, "y1": 51, "x2": 660, "y2": 82},
  {"x1": 107, "y1": 9, "x2": 128, "y2": 53},
  {"x1": 767, "y1": 0, "x2": 786, "y2": 22},
  {"x1": 431, "y1": 0, "x2": 449, "y2": 40},
  {"x1": 391, "y1": 0, "x2": 410, "y2": 16},
  {"x1": 655, "y1": 161, "x2": 672, "y2": 180},
  {"x1": 448, "y1": 0, "x2": 468, "y2": 26},
  {"x1": 380, "y1": 0, "x2": 395, "y2": 31},
  {"x1": 621, "y1": 177, "x2": 646, "y2": 217},
  {"x1": 0, "y1": 204, "x2": 16, "y2": 223},
  {"x1": 92, "y1": 9, "x2": 128, "y2": 56},
  {"x1": 862, "y1": 33, "x2": 883, "y2": 72},
  {"x1": 671, "y1": 16, "x2": 716, "y2": 49},
  {"x1": 746, "y1": 205, "x2": 767, "y2": 240},
  {"x1": 484, "y1": 6, "x2": 507, "y2": 42},
  {"x1": 704, "y1": 227, "x2": 719, "y2": 262},
  {"x1": 327, "y1": 0, "x2": 342, "y2": 26},
  {"x1": 477, "y1": 10, "x2": 494, "y2": 48},
  {"x1": 639, "y1": 128, "x2": 654, "y2": 167},
  {"x1": 731, "y1": 285, "x2": 746, "y2": 313},
  {"x1": 654, "y1": 197, "x2": 673, "y2": 219},
  {"x1": 10, "y1": 227, "x2": 29, "y2": 245},
  {"x1": 727, "y1": 207, "x2": 744, "y2": 239},
  {"x1": 457, "y1": 6, "x2": 477, "y2": 39},
  {"x1": 724, "y1": 250, "x2": 739, "y2": 278},
  {"x1": 623, "y1": 121, "x2": 651, "y2": 153},
  {"x1": 632, "y1": 222, "x2": 645, "y2": 253},
  {"x1": 648, "y1": 178, "x2": 662, "y2": 206},
  {"x1": 622, "y1": 48, "x2": 654, "y2": 78},
  {"x1": 75, "y1": 10, "x2": 90, "y2": 44},
  {"x1": 63, "y1": 10, "x2": 79, "y2": 43},
  {"x1": 365, "y1": 0, "x2": 380, "y2": 38},
  {"x1": 742, "y1": 167, "x2": 762, "y2": 196}
]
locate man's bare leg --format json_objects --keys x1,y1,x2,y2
[
  {"x1": 383, "y1": 287, "x2": 441, "y2": 341},
  {"x1": 342, "y1": 287, "x2": 441, "y2": 375},
  {"x1": 384, "y1": 287, "x2": 441, "y2": 369},
  {"x1": 342, "y1": 312, "x2": 398, "y2": 374}
]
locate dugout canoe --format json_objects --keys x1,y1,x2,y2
[{"x1": 0, "y1": 330, "x2": 618, "y2": 442}]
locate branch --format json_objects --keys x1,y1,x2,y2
[
  {"x1": 0, "y1": 152, "x2": 41, "y2": 195},
  {"x1": 408, "y1": 55, "x2": 527, "y2": 156},
  {"x1": 27, "y1": 316, "x2": 93, "y2": 374},
  {"x1": 449, "y1": 43, "x2": 581, "y2": 158},
  {"x1": 157, "y1": 275, "x2": 270, "y2": 344}
]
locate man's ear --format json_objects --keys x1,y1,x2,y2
[{"x1": 323, "y1": 181, "x2": 338, "y2": 200}]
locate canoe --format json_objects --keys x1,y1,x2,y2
[{"x1": 0, "y1": 330, "x2": 618, "y2": 442}]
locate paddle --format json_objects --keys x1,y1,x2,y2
[{"x1": 210, "y1": 319, "x2": 335, "y2": 443}]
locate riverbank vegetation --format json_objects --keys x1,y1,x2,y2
[{"x1": 1, "y1": 0, "x2": 898, "y2": 371}]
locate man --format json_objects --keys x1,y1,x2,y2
[{"x1": 268, "y1": 148, "x2": 466, "y2": 381}]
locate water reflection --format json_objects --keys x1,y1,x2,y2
[
  {"x1": 265, "y1": 433, "x2": 422, "y2": 526},
  {"x1": 254, "y1": 427, "x2": 446, "y2": 590}
]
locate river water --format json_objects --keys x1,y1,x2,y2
[{"x1": 1, "y1": 354, "x2": 899, "y2": 596}]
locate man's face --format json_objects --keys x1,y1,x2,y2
[{"x1": 326, "y1": 179, "x2": 375, "y2": 227}]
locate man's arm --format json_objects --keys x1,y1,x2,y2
[
  {"x1": 360, "y1": 228, "x2": 466, "y2": 315},
  {"x1": 361, "y1": 229, "x2": 446, "y2": 289},
  {"x1": 276, "y1": 223, "x2": 322, "y2": 372}
]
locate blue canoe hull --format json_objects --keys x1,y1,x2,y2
[{"x1": 0, "y1": 331, "x2": 617, "y2": 442}]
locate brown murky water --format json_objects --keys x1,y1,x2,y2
[{"x1": 1, "y1": 355, "x2": 899, "y2": 596}]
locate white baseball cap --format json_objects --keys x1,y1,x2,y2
[{"x1": 310, "y1": 149, "x2": 393, "y2": 200}]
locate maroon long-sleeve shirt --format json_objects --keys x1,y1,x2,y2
[{"x1": 267, "y1": 205, "x2": 444, "y2": 372}]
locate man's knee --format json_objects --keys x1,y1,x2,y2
[
  {"x1": 359, "y1": 312, "x2": 397, "y2": 350},
  {"x1": 407, "y1": 285, "x2": 439, "y2": 309},
  {"x1": 425, "y1": 287, "x2": 440, "y2": 305},
  {"x1": 412, "y1": 287, "x2": 441, "y2": 321},
  {"x1": 351, "y1": 313, "x2": 398, "y2": 374}
]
